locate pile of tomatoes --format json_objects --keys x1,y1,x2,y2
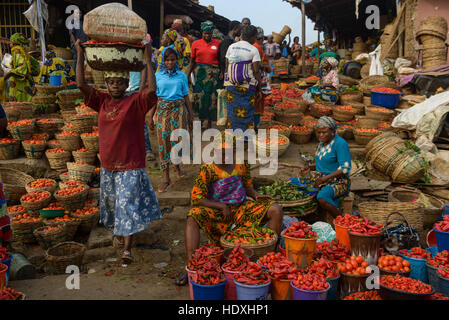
[
  {"x1": 380, "y1": 275, "x2": 432, "y2": 294},
  {"x1": 65, "y1": 180, "x2": 83, "y2": 187},
  {"x1": 81, "y1": 131, "x2": 99, "y2": 137},
  {"x1": 354, "y1": 128, "x2": 381, "y2": 134},
  {"x1": 264, "y1": 137, "x2": 288, "y2": 145},
  {"x1": 42, "y1": 202, "x2": 64, "y2": 210},
  {"x1": 428, "y1": 293, "x2": 449, "y2": 300},
  {"x1": 29, "y1": 179, "x2": 54, "y2": 188},
  {"x1": 221, "y1": 245, "x2": 249, "y2": 272},
  {"x1": 283, "y1": 221, "x2": 317, "y2": 239},
  {"x1": 347, "y1": 217, "x2": 382, "y2": 235},
  {"x1": 72, "y1": 207, "x2": 99, "y2": 216},
  {"x1": 191, "y1": 259, "x2": 226, "y2": 286},
  {"x1": 12, "y1": 213, "x2": 41, "y2": 223},
  {"x1": 56, "y1": 186, "x2": 86, "y2": 197},
  {"x1": 302, "y1": 120, "x2": 318, "y2": 128},
  {"x1": 268, "y1": 125, "x2": 289, "y2": 132},
  {"x1": 47, "y1": 148, "x2": 67, "y2": 154},
  {"x1": 276, "y1": 102, "x2": 298, "y2": 110},
  {"x1": 435, "y1": 215, "x2": 449, "y2": 232},
  {"x1": 7, "y1": 205, "x2": 26, "y2": 214},
  {"x1": 337, "y1": 256, "x2": 369, "y2": 276},
  {"x1": 427, "y1": 250, "x2": 449, "y2": 268},
  {"x1": 8, "y1": 120, "x2": 33, "y2": 127},
  {"x1": 58, "y1": 131, "x2": 78, "y2": 137},
  {"x1": 23, "y1": 139, "x2": 45, "y2": 145},
  {"x1": 234, "y1": 262, "x2": 270, "y2": 285},
  {"x1": 369, "y1": 107, "x2": 392, "y2": 113},
  {"x1": 21, "y1": 191, "x2": 50, "y2": 203},
  {"x1": 0, "y1": 138, "x2": 17, "y2": 144},
  {"x1": 371, "y1": 87, "x2": 401, "y2": 94},
  {"x1": 315, "y1": 239, "x2": 350, "y2": 263},
  {"x1": 42, "y1": 225, "x2": 63, "y2": 232},
  {"x1": 291, "y1": 126, "x2": 312, "y2": 133},
  {"x1": 399, "y1": 247, "x2": 428, "y2": 259},
  {"x1": 291, "y1": 273, "x2": 329, "y2": 291},
  {"x1": 343, "y1": 290, "x2": 382, "y2": 300},
  {"x1": 438, "y1": 267, "x2": 449, "y2": 279},
  {"x1": 377, "y1": 255, "x2": 410, "y2": 273},
  {"x1": 336, "y1": 105, "x2": 355, "y2": 112},
  {"x1": 49, "y1": 214, "x2": 76, "y2": 222}
]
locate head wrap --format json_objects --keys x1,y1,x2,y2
[
  {"x1": 316, "y1": 116, "x2": 337, "y2": 132},
  {"x1": 164, "y1": 29, "x2": 178, "y2": 43},
  {"x1": 104, "y1": 71, "x2": 130, "y2": 80},
  {"x1": 201, "y1": 21, "x2": 215, "y2": 32},
  {"x1": 10, "y1": 33, "x2": 29, "y2": 47},
  {"x1": 171, "y1": 22, "x2": 184, "y2": 34},
  {"x1": 325, "y1": 57, "x2": 339, "y2": 69},
  {"x1": 159, "y1": 46, "x2": 180, "y2": 75}
]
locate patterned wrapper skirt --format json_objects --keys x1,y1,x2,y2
[
  {"x1": 154, "y1": 99, "x2": 190, "y2": 170},
  {"x1": 311, "y1": 171, "x2": 350, "y2": 207},
  {"x1": 100, "y1": 168, "x2": 162, "y2": 236},
  {"x1": 225, "y1": 86, "x2": 257, "y2": 131},
  {"x1": 188, "y1": 199, "x2": 273, "y2": 243},
  {"x1": 192, "y1": 63, "x2": 221, "y2": 121},
  {"x1": 308, "y1": 85, "x2": 339, "y2": 103}
]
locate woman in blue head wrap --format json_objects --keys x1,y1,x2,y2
[{"x1": 299, "y1": 116, "x2": 351, "y2": 218}]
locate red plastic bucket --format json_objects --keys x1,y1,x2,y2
[
  {"x1": 221, "y1": 266, "x2": 239, "y2": 300},
  {"x1": 185, "y1": 266, "x2": 197, "y2": 300},
  {"x1": 290, "y1": 280, "x2": 330, "y2": 300},
  {"x1": 334, "y1": 220, "x2": 351, "y2": 250}
]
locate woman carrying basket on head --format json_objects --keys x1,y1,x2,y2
[{"x1": 74, "y1": 38, "x2": 162, "y2": 264}]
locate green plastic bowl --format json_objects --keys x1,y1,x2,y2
[{"x1": 39, "y1": 209, "x2": 65, "y2": 219}]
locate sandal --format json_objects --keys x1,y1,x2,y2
[
  {"x1": 174, "y1": 272, "x2": 188, "y2": 286},
  {"x1": 158, "y1": 181, "x2": 170, "y2": 193},
  {"x1": 121, "y1": 250, "x2": 134, "y2": 264},
  {"x1": 146, "y1": 152, "x2": 156, "y2": 162},
  {"x1": 174, "y1": 167, "x2": 185, "y2": 179}
]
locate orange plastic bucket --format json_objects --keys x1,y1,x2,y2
[
  {"x1": 271, "y1": 277, "x2": 292, "y2": 300},
  {"x1": 283, "y1": 232, "x2": 317, "y2": 268},
  {"x1": 334, "y1": 220, "x2": 351, "y2": 250}
]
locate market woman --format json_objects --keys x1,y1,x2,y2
[
  {"x1": 176, "y1": 132, "x2": 283, "y2": 285},
  {"x1": 188, "y1": 21, "x2": 221, "y2": 129},
  {"x1": 75, "y1": 39, "x2": 161, "y2": 264},
  {"x1": 303, "y1": 57, "x2": 340, "y2": 103},
  {"x1": 157, "y1": 29, "x2": 186, "y2": 71},
  {"x1": 150, "y1": 47, "x2": 193, "y2": 193},
  {"x1": 36, "y1": 48, "x2": 75, "y2": 85},
  {"x1": 4, "y1": 33, "x2": 36, "y2": 102},
  {"x1": 300, "y1": 117, "x2": 351, "y2": 218}
]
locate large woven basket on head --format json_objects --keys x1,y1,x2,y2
[
  {"x1": 69, "y1": 115, "x2": 95, "y2": 134},
  {"x1": 332, "y1": 107, "x2": 356, "y2": 122},
  {"x1": 56, "y1": 133, "x2": 81, "y2": 152},
  {"x1": 25, "y1": 179, "x2": 57, "y2": 194},
  {"x1": 20, "y1": 191, "x2": 52, "y2": 212},
  {"x1": 54, "y1": 186, "x2": 89, "y2": 212},
  {"x1": 80, "y1": 133, "x2": 99, "y2": 153},
  {"x1": 11, "y1": 220, "x2": 42, "y2": 244},
  {"x1": 0, "y1": 168, "x2": 34, "y2": 203},
  {"x1": 35, "y1": 84, "x2": 66, "y2": 95},
  {"x1": 33, "y1": 225, "x2": 67, "y2": 250},
  {"x1": 365, "y1": 106, "x2": 394, "y2": 121},
  {"x1": 46, "y1": 241, "x2": 86, "y2": 273},
  {"x1": 71, "y1": 210, "x2": 100, "y2": 234},
  {"x1": 358, "y1": 202, "x2": 424, "y2": 234},
  {"x1": 7, "y1": 120, "x2": 35, "y2": 141},
  {"x1": 67, "y1": 162, "x2": 95, "y2": 184},
  {"x1": 220, "y1": 232, "x2": 278, "y2": 260},
  {"x1": 390, "y1": 152, "x2": 426, "y2": 183},
  {"x1": 353, "y1": 129, "x2": 382, "y2": 145},
  {"x1": 43, "y1": 218, "x2": 81, "y2": 241},
  {"x1": 72, "y1": 150, "x2": 96, "y2": 166},
  {"x1": 46, "y1": 149, "x2": 71, "y2": 171},
  {"x1": 21, "y1": 141, "x2": 47, "y2": 159},
  {"x1": 0, "y1": 140, "x2": 21, "y2": 160},
  {"x1": 31, "y1": 94, "x2": 57, "y2": 105},
  {"x1": 290, "y1": 128, "x2": 313, "y2": 144},
  {"x1": 340, "y1": 91, "x2": 363, "y2": 104},
  {"x1": 255, "y1": 133, "x2": 290, "y2": 157}
]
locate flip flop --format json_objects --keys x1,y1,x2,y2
[
  {"x1": 146, "y1": 153, "x2": 156, "y2": 162},
  {"x1": 121, "y1": 250, "x2": 134, "y2": 265},
  {"x1": 158, "y1": 181, "x2": 170, "y2": 193},
  {"x1": 174, "y1": 273, "x2": 188, "y2": 286},
  {"x1": 174, "y1": 168, "x2": 185, "y2": 179}
]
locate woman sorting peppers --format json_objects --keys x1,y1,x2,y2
[
  {"x1": 303, "y1": 57, "x2": 340, "y2": 104},
  {"x1": 300, "y1": 117, "x2": 351, "y2": 218}
]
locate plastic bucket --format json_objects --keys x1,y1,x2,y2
[
  {"x1": 427, "y1": 247, "x2": 439, "y2": 258},
  {"x1": 438, "y1": 274, "x2": 449, "y2": 297},
  {"x1": 349, "y1": 232, "x2": 380, "y2": 265},
  {"x1": 339, "y1": 272, "x2": 369, "y2": 299},
  {"x1": 399, "y1": 253, "x2": 428, "y2": 283},
  {"x1": 291, "y1": 280, "x2": 330, "y2": 300},
  {"x1": 370, "y1": 91, "x2": 401, "y2": 109},
  {"x1": 271, "y1": 277, "x2": 291, "y2": 300},
  {"x1": 1, "y1": 254, "x2": 12, "y2": 288},
  {"x1": 50, "y1": 74, "x2": 62, "y2": 87},
  {"x1": 427, "y1": 263, "x2": 440, "y2": 292},
  {"x1": 334, "y1": 221, "x2": 350, "y2": 250},
  {"x1": 427, "y1": 229, "x2": 437, "y2": 248},
  {"x1": 221, "y1": 266, "x2": 239, "y2": 300},
  {"x1": 185, "y1": 266, "x2": 196, "y2": 300},
  {"x1": 326, "y1": 274, "x2": 341, "y2": 300},
  {"x1": 283, "y1": 231, "x2": 317, "y2": 268},
  {"x1": 234, "y1": 279, "x2": 271, "y2": 300},
  {"x1": 0, "y1": 263, "x2": 6, "y2": 290},
  {"x1": 434, "y1": 228, "x2": 449, "y2": 252},
  {"x1": 190, "y1": 279, "x2": 226, "y2": 300}
]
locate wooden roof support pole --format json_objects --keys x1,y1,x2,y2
[
  {"x1": 128, "y1": 0, "x2": 133, "y2": 10},
  {"x1": 160, "y1": 0, "x2": 165, "y2": 41},
  {"x1": 301, "y1": 0, "x2": 306, "y2": 77},
  {"x1": 397, "y1": 1, "x2": 403, "y2": 57},
  {"x1": 317, "y1": 30, "x2": 320, "y2": 58}
]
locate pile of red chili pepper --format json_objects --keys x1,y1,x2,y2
[
  {"x1": 334, "y1": 214, "x2": 359, "y2": 228},
  {"x1": 234, "y1": 262, "x2": 270, "y2": 285},
  {"x1": 315, "y1": 239, "x2": 350, "y2": 263},
  {"x1": 284, "y1": 89, "x2": 302, "y2": 99},
  {"x1": 258, "y1": 253, "x2": 299, "y2": 280},
  {"x1": 428, "y1": 293, "x2": 449, "y2": 300},
  {"x1": 427, "y1": 250, "x2": 449, "y2": 268},
  {"x1": 380, "y1": 275, "x2": 432, "y2": 294},
  {"x1": 276, "y1": 101, "x2": 298, "y2": 110},
  {"x1": 399, "y1": 247, "x2": 428, "y2": 259},
  {"x1": 435, "y1": 215, "x2": 449, "y2": 232},
  {"x1": 0, "y1": 247, "x2": 9, "y2": 261},
  {"x1": 347, "y1": 217, "x2": 383, "y2": 235},
  {"x1": 0, "y1": 287, "x2": 23, "y2": 300},
  {"x1": 283, "y1": 221, "x2": 317, "y2": 239},
  {"x1": 187, "y1": 250, "x2": 214, "y2": 272},
  {"x1": 343, "y1": 290, "x2": 382, "y2": 300},
  {"x1": 371, "y1": 87, "x2": 401, "y2": 94},
  {"x1": 291, "y1": 272, "x2": 329, "y2": 291},
  {"x1": 306, "y1": 258, "x2": 339, "y2": 279},
  {"x1": 221, "y1": 245, "x2": 249, "y2": 272},
  {"x1": 191, "y1": 259, "x2": 226, "y2": 285},
  {"x1": 438, "y1": 267, "x2": 449, "y2": 279},
  {"x1": 195, "y1": 243, "x2": 223, "y2": 259}
]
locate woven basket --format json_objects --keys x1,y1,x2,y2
[
  {"x1": 21, "y1": 141, "x2": 47, "y2": 159},
  {"x1": 220, "y1": 232, "x2": 278, "y2": 260},
  {"x1": 333, "y1": 108, "x2": 356, "y2": 122},
  {"x1": 7, "y1": 121, "x2": 35, "y2": 141},
  {"x1": 53, "y1": 47, "x2": 73, "y2": 60},
  {"x1": 31, "y1": 95, "x2": 57, "y2": 105},
  {"x1": 71, "y1": 211, "x2": 100, "y2": 234},
  {"x1": 47, "y1": 139, "x2": 61, "y2": 149},
  {"x1": 75, "y1": 106, "x2": 96, "y2": 114},
  {"x1": 36, "y1": 118, "x2": 64, "y2": 136},
  {"x1": 72, "y1": 150, "x2": 97, "y2": 165},
  {"x1": 365, "y1": 133, "x2": 406, "y2": 161},
  {"x1": 337, "y1": 127, "x2": 354, "y2": 140},
  {"x1": 59, "y1": 173, "x2": 70, "y2": 182},
  {"x1": 80, "y1": 134, "x2": 99, "y2": 152},
  {"x1": 348, "y1": 102, "x2": 365, "y2": 115},
  {"x1": 275, "y1": 112, "x2": 302, "y2": 126},
  {"x1": 290, "y1": 130, "x2": 313, "y2": 144},
  {"x1": 54, "y1": 186, "x2": 89, "y2": 212},
  {"x1": 20, "y1": 191, "x2": 52, "y2": 211},
  {"x1": 69, "y1": 115, "x2": 95, "y2": 134},
  {"x1": 56, "y1": 133, "x2": 81, "y2": 152},
  {"x1": 0, "y1": 140, "x2": 21, "y2": 160},
  {"x1": 5, "y1": 108, "x2": 21, "y2": 122},
  {"x1": 3, "y1": 103, "x2": 33, "y2": 119},
  {"x1": 273, "y1": 58, "x2": 289, "y2": 74},
  {"x1": 33, "y1": 225, "x2": 67, "y2": 249},
  {"x1": 260, "y1": 121, "x2": 292, "y2": 137},
  {"x1": 370, "y1": 144, "x2": 406, "y2": 173},
  {"x1": 391, "y1": 152, "x2": 426, "y2": 183},
  {"x1": 358, "y1": 202, "x2": 424, "y2": 233},
  {"x1": 58, "y1": 101, "x2": 76, "y2": 111},
  {"x1": 0, "y1": 168, "x2": 34, "y2": 203},
  {"x1": 43, "y1": 219, "x2": 81, "y2": 241},
  {"x1": 25, "y1": 179, "x2": 57, "y2": 194},
  {"x1": 277, "y1": 194, "x2": 315, "y2": 208},
  {"x1": 60, "y1": 110, "x2": 78, "y2": 122},
  {"x1": 88, "y1": 187, "x2": 100, "y2": 200},
  {"x1": 360, "y1": 76, "x2": 390, "y2": 92},
  {"x1": 338, "y1": 75, "x2": 359, "y2": 86},
  {"x1": 416, "y1": 16, "x2": 448, "y2": 41},
  {"x1": 310, "y1": 103, "x2": 333, "y2": 118},
  {"x1": 59, "y1": 181, "x2": 88, "y2": 190},
  {"x1": 67, "y1": 162, "x2": 95, "y2": 184},
  {"x1": 365, "y1": 132, "x2": 400, "y2": 156},
  {"x1": 7, "y1": 205, "x2": 27, "y2": 218},
  {"x1": 255, "y1": 133, "x2": 290, "y2": 157},
  {"x1": 46, "y1": 241, "x2": 86, "y2": 273},
  {"x1": 340, "y1": 92, "x2": 363, "y2": 104},
  {"x1": 46, "y1": 150, "x2": 71, "y2": 170},
  {"x1": 365, "y1": 106, "x2": 394, "y2": 121},
  {"x1": 11, "y1": 220, "x2": 43, "y2": 244},
  {"x1": 35, "y1": 84, "x2": 66, "y2": 95},
  {"x1": 56, "y1": 90, "x2": 84, "y2": 103},
  {"x1": 353, "y1": 129, "x2": 382, "y2": 145}
]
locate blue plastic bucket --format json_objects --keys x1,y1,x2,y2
[
  {"x1": 434, "y1": 228, "x2": 449, "y2": 252},
  {"x1": 234, "y1": 279, "x2": 271, "y2": 300},
  {"x1": 190, "y1": 279, "x2": 226, "y2": 300},
  {"x1": 326, "y1": 274, "x2": 340, "y2": 300},
  {"x1": 427, "y1": 247, "x2": 439, "y2": 258},
  {"x1": 370, "y1": 91, "x2": 401, "y2": 109},
  {"x1": 427, "y1": 263, "x2": 440, "y2": 293},
  {"x1": 400, "y1": 252, "x2": 428, "y2": 283},
  {"x1": 1, "y1": 254, "x2": 12, "y2": 288},
  {"x1": 291, "y1": 280, "x2": 330, "y2": 300},
  {"x1": 50, "y1": 75, "x2": 62, "y2": 87},
  {"x1": 438, "y1": 274, "x2": 449, "y2": 297}
]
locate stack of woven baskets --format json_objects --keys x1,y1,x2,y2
[
  {"x1": 57, "y1": 89, "x2": 84, "y2": 122},
  {"x1": 32, "y1": 85, "x2": 65, "y2": 116},
  {"x1": 273, "y1": 58, "x2": 289, "y2": 75},
  {"x1": 352, "y1": 36, "x2": 368, "y2": 60},
  {"x1": 416, "y1": 16, "x2": 448, "y2": 70}
]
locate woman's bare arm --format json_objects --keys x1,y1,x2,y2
[{"x1": 74, "y1": 40, "x2": 93, "y2": 99}]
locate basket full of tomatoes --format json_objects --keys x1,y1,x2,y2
[
  {"x1": 33, "y1": 224, "x2": 67, "y2": 249},
  {"x1": 10, "y1": 213, "x2": 43, "y2": 244},
  {"x1": 71, "y1": 206, "x2": 100, "y2": 234},
  {"x1": 54, "y1": 186, "x2": 89, "y2": 211},
  {"x1": 43, "y1": 213, "x2": 81, "y2": 241},
  {"x1": 20, "y1": 191, "x2": 52, "y2": 212},
  {"x1": 25, "y1": 178, "x2": 57, "y2": 194}
]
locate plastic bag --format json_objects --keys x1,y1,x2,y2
[
  {"x1": 369, "y1": 45, "x2": 383, "y2": 76},
  {"x1": 23, "y1": 0, "x2": 49, "y2": 33},
  {"x1": 1, "y1": 53, "x2": 11, "y2": 74},
  {"x1": 216, "y1": 89, "x2": 227, "y2": 126},
  {"x1": 394, "y1": 58, "x2": 412, "y2": 70},
  {"x1": 312, "y1": 222, "x2": 336, "y2": 243}
]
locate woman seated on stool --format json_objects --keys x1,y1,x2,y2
[
  {"x1": 299, "y1": 116, "x2": 351, "y2": 218},
  {"x1": 176, "y1": 132, "x2": 283, "y2": 285},
  {"x1": 303, "y1": 57, "x2": 340, "y2": 104}
]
